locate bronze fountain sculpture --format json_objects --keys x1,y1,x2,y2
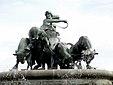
[
  {"x1": 12, "y1": 11, "x2": 97, "y2": 70},
  {"x1": 0, "y1": 11, "x2": 113, "y2": 85}
]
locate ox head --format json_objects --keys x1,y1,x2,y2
[{"x1": 13, "y1": 49, "x2": 30, "y2": 64}]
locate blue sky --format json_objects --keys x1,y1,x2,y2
[{"x1": 0, "y1": 0, "x2": 113, "y2": 71}]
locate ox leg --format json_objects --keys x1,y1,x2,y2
[
  {"x1": 27, "y1": 55, "x2": 33, "y2": 70},
  {"x1": 78, "y1": 61, "x2": 82, "y2": 69},
  {"x1": 27, "y1": 64, "x2": 32, "y2": 70},
  {"x1": 86, "y1": 55, "x2": 96, "y2": 69},
  {"x1": 33, "y1": 60, "x2": 42, "y2": 70},
  {"x1": 52, "y1": 54, "x2": 59, "y2": 69},
  {"x1": 86, "y1": 58, "x2": 91, "y2": 69},
  {"x1": 27, "y1": 61, "x2": 33, "y2": 70},
  {"x1": 86, "y1": 62, "x2": 96, "y2": 69},
  {"x1": 60, "y1": 63, "x2": 65, "y2": 69},
  {"x1": 12, "y1": 61, "x2": 19, "y2": 69},
  {"x1": 75, "y1": 60, "x2": 82, "y2": 69},
  {"x1": 86, "y1": 63, "x2": 92, "y2": 69},
  {"x1": 46, "y1": 56, "x2": 53, "y2": 69},
  {"x1": 68, "y1": 57, "x2": 74, "y2": 69}
]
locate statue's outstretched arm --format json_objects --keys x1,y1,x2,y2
[{"x1": 45, "y1": 19, "x2": 67, "y2": 23}]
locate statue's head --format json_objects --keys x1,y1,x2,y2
[{"x1": 45, "y1": 11, "x2": 53, "y2": 19}]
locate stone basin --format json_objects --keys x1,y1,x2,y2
[{"x1": 0, "y1": 69, "x2": 113, "y2": 85}]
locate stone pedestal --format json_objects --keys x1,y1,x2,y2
[{"x1": 0, "y1": 69, "x2": 113, "y2": 85}]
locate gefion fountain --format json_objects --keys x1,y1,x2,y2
[{"x1": 0, "y1": 11, "x2": 113, "y2": 85}]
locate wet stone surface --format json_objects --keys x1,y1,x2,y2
[
  {"x1": 0, "y1": 69, "x2": 113, "y2": 85},
  {"x1": 0, "y1": 79, "x2": 112, "y2": 85}
]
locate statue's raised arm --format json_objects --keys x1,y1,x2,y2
[
  {"x1": 40, "y1": 11, "x2": 68, "y2": 30},
  {"x1": 44, "y1": 19, "x2": 67, "y2": 24}
]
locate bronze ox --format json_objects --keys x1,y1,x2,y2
[
  {"x1": 12, "y1": 28, "x2": 98, "y2": 70},
  {"x1": 12, "y1": 38, "x2": 32, "y2": 69},
  {"x1": 68, "y1": 36, "x2": 98, "y2": 69}
]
